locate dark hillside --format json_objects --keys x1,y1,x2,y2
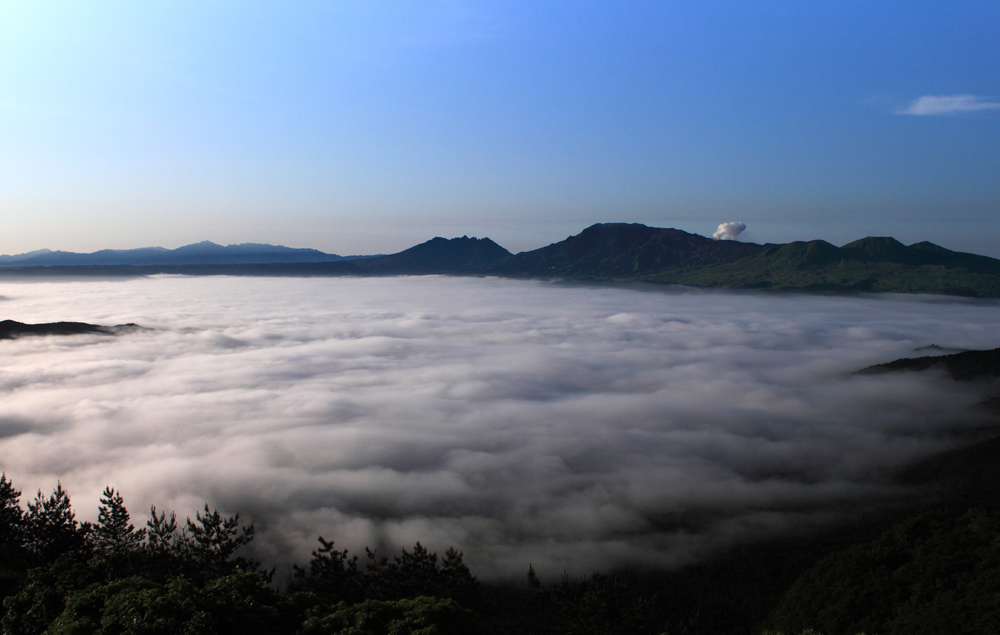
[
  {"x1": 841, "y1": 236, "x2": 919, "y2": 264},
  {"x1": 756, "y1": 240, "x2": 846, "y2": 268},
  {"x1": 494, "y1": 223, "x2": 763, "y2": 278},
  {"x1": 363, "y1": 236, "x2": 511, "y2": 274},
  {"x1": 858, "y1": 347, "x2": 1000, "y2": 381},
  {"x1": 664, "y1": 237, "x2": 1000, "y2": 296},
  {"x1": 489, "y1": 225, "x2": 1000, "y2": 297},
  {"x1": 0, "y1": 320, "x2": 140, "y2": 339}
]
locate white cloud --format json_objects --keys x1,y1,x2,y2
[
  {"x1": 897, "y1": 94, "x2": 1000, "y2": 116},
  {"x1": 0, "y1": 276, "x2": 996, "y2": 578},
  {"x1": 713, "y1": 221, "x2": 746, "y2": 240}
]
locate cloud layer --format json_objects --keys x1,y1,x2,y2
[
  {"x1": 0, "y1": 276, "x2": 997, "y2": 579},
  {"x1": 898, "y1": 94, "x2": 1000, "y2": 116}
]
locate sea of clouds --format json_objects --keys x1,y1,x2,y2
[{"x1": 0, "y1": 275, "x2": 997, "y2": 579}]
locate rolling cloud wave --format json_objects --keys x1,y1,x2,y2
[{"x1": 0, "y1": 276, "x2": 996, "y2": 578}]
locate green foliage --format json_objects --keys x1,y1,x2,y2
[
  {"x1": 527, "y1": 569, "x2": 665, "y2": 635},
  {"x1": 13, "y1": 472, "x2": 1000, "y2": 635},
  {"x1": 1, "y1": 553, "x2": 104, "y2": 634},
  {"x1": 300, "y1": 596, "x2": 478, "y2": 635},
  {"x1": 293, "y1": 537, "x2": 363, "y2": 603},
  {"x1": 765, "y1": 508, "x2": 1000, "y2": 635},
  {"x1": 0, "y1": 475, "x2": 483, "y2": 633},
  {"x1": 294, "y1": 540, "x2": 479, "y2": 606},
  {"x1": 40, "y1": 573, "x2": 289, "y2": 635},
  {"x1": 760, "y1": 631, "x2": 876, "y2": 635}
]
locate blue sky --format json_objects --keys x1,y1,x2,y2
[{"x1": 1, "y1": 1, "x2": 998, "y2": 256}]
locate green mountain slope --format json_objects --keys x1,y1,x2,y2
[{"x1": 638, "y1": 235, "x2": 1000, "y2": 297}]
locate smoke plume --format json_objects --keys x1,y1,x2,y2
[{"x1": 713, "y1": 221, "x2": 747, "y2": 240}]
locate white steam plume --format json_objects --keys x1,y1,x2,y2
[{"x1": 713, "y1": 221, "x2": 747, "y2": 240}]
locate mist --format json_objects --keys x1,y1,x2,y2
[{"x1": 0, "y1": 276, "x2": 996, "y2": 579}]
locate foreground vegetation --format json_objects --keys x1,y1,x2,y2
[{"x1": 0, "y1": 473, "x2": 997, "y2": 634}]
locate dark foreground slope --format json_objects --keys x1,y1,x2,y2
[{"x1": 760, "y1": 346, "x2": 1000, "y2": 635}]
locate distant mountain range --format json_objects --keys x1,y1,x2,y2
[
  {"x1": 0, "y1": 242, "x2": 360, "y2": 267},
  {"x1": 4, "y1": 223, "x2": 1000, "y2": 298}
]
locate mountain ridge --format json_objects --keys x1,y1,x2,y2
[
  {"x1": 0, "y1": 242, "x2": 354, "y2": 267},
  {"x1": 3, "y1": 223, "x2": 1000, "y2": 298}
]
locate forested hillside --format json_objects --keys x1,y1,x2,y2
[{"x1": 0, "y1": 473, "x2": 997, "y2": 634}]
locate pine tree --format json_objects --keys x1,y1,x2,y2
[
  {"x1": 441, "y1": 546, "x2": 480, "y2": 604},
  {"x1": 0, "y1": 474, "x2": 25, "y2": 568},
  {"x1": 24, "y1": 482, "x2": 85, "y2": 562},
  {"x1": 185, "y1": 504, "x2": 256, "y2": 576},
  {"x1": 144, "y1": 504, "x2": 183, "y2": 578},
  {"x1": 293, "y1": 536, "x2": 364, "y2": 602},
  {"x1": 93, "y1": 486, "x2": 145, "y2": 554},
  {"x1": 145, "y1": 505, "x2": 178, "y2": 554}
]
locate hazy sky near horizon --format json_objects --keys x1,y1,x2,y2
[{"x1": 1, "y1": 2, "x2": 998, "y2": 256}]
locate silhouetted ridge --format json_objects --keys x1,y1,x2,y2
[
  {"x1": 3, "y1": 223, "x2": 1000, "y2": 297},
  {"x1": 841, "y1": 236, "x2": 915, "y2": 263},
  {"x1": 495, "y1": 223, "x2": 763, "y2": 278},
  {"x1": 859, "y1": 347, "x2": 1000, "y2": 381},
  {"x1": 0, "y1": 320, "x2": 141, "y2": 339},
  {"x1": 365, "y1": 236, "x2": 512, "y2": 274},
  {"x1": 0, "y1": 242, "x2": 348, "y2": 266},
  {"x1": 909, "y1": 241, "x2": 951, "y2": 254}
]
